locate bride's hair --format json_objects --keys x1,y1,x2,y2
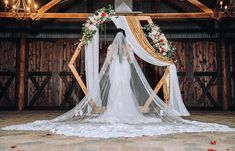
[
  {"x1": 113, "y1": 28, "x2": 127, "y2": 63},
  {"x1": 114, "y1": 28, "x2": 126, "y2": 38}
]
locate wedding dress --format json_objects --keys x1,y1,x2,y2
[
  {"x1": 2, "y1": 32, "x2": 234, "y2": 138},
  {"x1": 87, "y1": 34, "x2": 160, "y2": 124}
]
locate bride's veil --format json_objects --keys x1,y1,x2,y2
[{"x1": 51, "y1": 30, "x2": 187, "y2": 124}]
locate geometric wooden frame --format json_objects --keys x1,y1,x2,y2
[{"x1": 68, "y1": 16, "x2": 170, "y2": 113}]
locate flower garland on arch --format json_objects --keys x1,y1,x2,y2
[
  {"x1": 143, "y1": 23, "x2": 176, "y2": 59},
  {"x1": 81, "y1": 6, "x2": 174, "y2": 59},
  {"x1": 82, "y1": 5, "x2": 115, "y2": 45}
]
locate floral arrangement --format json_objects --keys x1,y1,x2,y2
[
  {"x1": 143, "y1": 23, "x2": 176, "y2": 59},
  {"x1": 82, "y1": 5, "x2": 115, "y2": 45}
]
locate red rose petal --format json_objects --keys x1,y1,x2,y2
[
  {"x1": 210, "y1": 140, "x2": 216, "y2": 145},
  {"x1": 101, "y1": 12, "x2": 107, "y2": 17},
  {"x1": 208, "y1": 149, "x2": 216, "y2": 151}
]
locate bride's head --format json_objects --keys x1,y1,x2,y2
[
  {"x1": 112, "y1": 28, "x2": 127, "y2": 63},
  {"x1": 114, "y1": 28, "x2": 126, "y2": 38}
]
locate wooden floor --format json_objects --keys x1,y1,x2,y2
[{"x1": 0, "y1": 111, "x2": 235, "y2": 151}]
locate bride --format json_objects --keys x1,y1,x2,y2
[
  {"x1": 2, "y1": 28, "x2": 234, "y2": 138},
  {"x1": 87, "y1": 28, "x2": 160, "y2": 124}
]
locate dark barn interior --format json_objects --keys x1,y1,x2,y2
[
  {"x1": 0, "y1": 0, "x2": 235, "y2": 150},
  {"x1": 0, "y1": 0, "x2": 235, "y2": 111}
]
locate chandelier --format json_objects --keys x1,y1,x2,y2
[
  {"x1": 218, "y1": 0, "x2": 235, "y2": 19},
  {"x1": 4, "y1": 0, "x2": 38, "y2": 20}
]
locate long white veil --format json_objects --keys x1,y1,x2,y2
[
  {"x1": 50, "y1": 31, "x2": 185, "y2": 123},
  {"x1": 2, "y1": 30, "x2": 234, "y2": 138}
]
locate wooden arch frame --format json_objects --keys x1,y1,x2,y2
[{"x1": 68, "y1": 16, "x2": 170, "y2": 113}]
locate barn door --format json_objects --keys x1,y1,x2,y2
[
  {"x1": 24, "y1": 39, "x2": 83, "y2": 109},
  {"x1": 0, "y1": 40, "x2": 19, "y2": 110},
  {"x1": 174, "y1": 41, "x2": 222, "y2": 109}
]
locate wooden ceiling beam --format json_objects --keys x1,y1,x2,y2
[
  {"x1": 0, "y1": 12, "x2": 212, "y2": 19},
  {"x1": 187, "y1": 0, "x2": 213, "y2": 13},
  {"x1": 31, "y1": 0, "x2": 61, "y2": 20}
]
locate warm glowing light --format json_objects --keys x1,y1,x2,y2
[
  {"x1": 12, "y1": 5, "x2": 16, "y2": 9},
  {"x1": 34, "y1": 4, "x2": 38, "y2": 10},
  {"x1": 224, "y1": 5, "x2": 228, "y2": 10},
  {"x1": 4, "y1": 0, "x2": 9, "y2": 5},
  {"x1": 220, "y1": 1, "x2": 223, "y2": 6},
  {"x1": 26, "y1": 7, "x2": 30, "y2": 11},
  {"x1": 27, "y1": 0, "x2": 31, "y2": 4}
]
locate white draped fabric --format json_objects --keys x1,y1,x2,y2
[
  {"x1": 85, "y1": 16, "x2": 189, "y2": 116},
  {"x1": 85, "y1": 29, "x2": 101, "y2": 111}
]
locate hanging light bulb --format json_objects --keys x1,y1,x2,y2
[
  {"x1": 4, "y1": 0, "x2": 9, "y2": 5},
  {"x1": 224, "y1": 5, "x2": 228, "y2": 10},
  {"x1": 12, "y1": 5, "x2": 16, "y2": 10},
  {"x1": 220, "y1": 1, "x2": 223, "y2": 6},
  {"x1": 34, "y1": 3, "x2": 38, "y2": 10}
]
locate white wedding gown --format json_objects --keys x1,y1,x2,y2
[
  {"x1": 88, "y1": 49, "x2": 160, "y2": 124},
  {"x1": 2, "y1": 33, "x2": 234, "y2": 138}
]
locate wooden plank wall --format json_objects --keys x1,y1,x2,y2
[
  {"x1": 228, "y1": 41, "x2": 235, "y2": 108},
  {"x1": 0, "y1": 41, "x2": 17, "y2": 107},
  {"x1": 27, "y1": 39, "x2": 83, "y2": 107},
  {"x1": 173, "y1": 41, "x2": 218, "y2": 108},
  {"x1": 0, "y1": 38, "x2": 234, "y2": 109}
]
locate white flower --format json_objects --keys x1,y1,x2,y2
[
  {"x1": 159, "y1": 34, "x2": 166, "y2": 41},
  {"x1": 155, "y1": 43, "x2": 159, "y2": 47},
  {"x1": 151, "y1": 30, "x2": 157, "y2": 35},
  {"x1": 152, "y1": 25, "x2": 160, "y2": 31},
  {"x1": 84, "y1": 22, "x2": 90, "y2": 28},
  {"x1": 88, "y1": 15, "x2": 98, "y2": 25},
  {"x1": 153, "y1": 39, "x2": 159, "y2": 43},
  {"x1": 88, "y1": 24, "x2": 97, "y2": 31},
  {"x1": 97, "y1": 12, "x2": 102, "y2": 18}
]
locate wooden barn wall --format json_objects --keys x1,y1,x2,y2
[
  {"x1": 173, "y1": 41, "x2": 219, "y2": 108},
  {"x1": 25, "y1": 39, "x2": 85, "y2": 108},
  {"x1": 228, "y1": 41, "x2": 235, "y2": 108},
  {"x1": 0, "y1": 37, "x2": 235, "y2": 110},
  {"x1": 0, "y1": 40, "x2": 18, "y2": 109}
]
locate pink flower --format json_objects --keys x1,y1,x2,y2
[
  {"x1": 161, "y1": 47, "x2": 166, "y2": 52},
  {"x1": 88, "y1": 24, "x2": 96, "y2": 31}
]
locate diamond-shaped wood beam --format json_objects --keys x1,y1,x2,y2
[{"x1": 187, "y1": 0, "x2": 213, "y2": 13}]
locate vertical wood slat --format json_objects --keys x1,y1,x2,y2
[
  {"x1": 220, "y1": 37, "x2": 230, "y2": 110},
  {"x1": 185, "y1": 41, "x2": 194, "y2": 106},
  {"x1": 18, "y1": 33, "x2": 26, "y2": 111}
]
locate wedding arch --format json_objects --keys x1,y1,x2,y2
[{"x1": 68, "y1": 9, "x2": 189, "y2": 116}]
